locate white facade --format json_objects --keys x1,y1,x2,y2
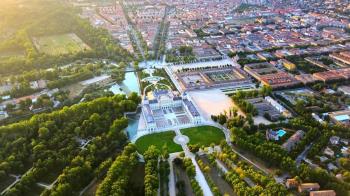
[
  {"x1": 141, "y1": 90, "x2": 202, "y2": 131},
  {"x1": 265, "y1": 96, "x2": 292, "y2": 118}
]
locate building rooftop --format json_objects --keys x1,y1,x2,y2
[{"x1": 183, "y1": 99, "x2": 200, "y2": 117}]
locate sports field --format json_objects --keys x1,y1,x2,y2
[{"x1": 32, "y1": 33, "x2": 90, "y2": 55}]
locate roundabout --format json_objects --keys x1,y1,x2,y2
[{"x1": 173, "y1": 135, "x2": 189, "y2": 145}]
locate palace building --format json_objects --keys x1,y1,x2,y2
[{"x1": 141, "y1": 89, "x2": 202, "y2": 131}]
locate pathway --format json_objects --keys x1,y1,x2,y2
[
  {"x1": 173, "y1": 129, "x2": 213, "y2": 196},
  {"x1": 296, "y1": 143, "x2": 313, "y2": 166},
  {"x1": 168, "y1": 153, "x2": 180, "y2": 196},
  {"x1": 1, "y1": 174, "x2": 21, "y2": 195},
  {"x1": 215, "y1": 159, "x2": 256, "y2": 187},
  {"x1": 1, "y1": 168, "x2": 33, "y2": 195}
]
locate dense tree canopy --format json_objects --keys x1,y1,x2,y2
[{"x1": 0, "y1": 93, "x2": 140, "y2": 195}]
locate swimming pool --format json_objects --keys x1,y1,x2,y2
[{"x1": 277, "y1": 129, "x2": 287, "y2": 137}]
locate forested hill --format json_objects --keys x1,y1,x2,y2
[{"x1": 0, "y1": 0, "x2": 133, "y2": 77}]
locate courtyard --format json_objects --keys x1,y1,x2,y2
[
  {"x1": 188, "y1": 89, "x2": 243, "y2": 120},
  {"x1": 175, "y1": 66, "x2": 252, "y2": 91},
  {"x1": 141, "y1": 89, "x2": 202, "y2": 131}
]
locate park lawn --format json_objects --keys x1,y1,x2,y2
[
  {"x1": 32, "y1": 33, "x2": 90, "y2": 55},
  {"x1": 135, "y1": 131, "x2": 182, "y2": 154},
  {"x1": 181, "y1": 126, "x2": 225, "y2": 147}
]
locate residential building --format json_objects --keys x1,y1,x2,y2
[
  {"x1": 244, "y1": 62, "x2": 300, "y2": 89},
  {"x1": 280, "y1": 59, "x2": 296, "y2": 71},
  {"x1": 310, "y1": 190, "x2": 336, "y2": 196},
  {"x1": 286, "y1": 178, "x2": 299, "y2": 189},
  {"x1": 329, "y1": 136, "x2": 340, "y2": 145},
  {"x1": 324, "y1": 147, "x2": 335, "y2": 157},
  {"x1": 298, "y1": 183, "x2": 320, "y2": 193},
  {"x1": 329, "y1": 109, "x2": 350, "y2": 127},
  {"x1": 338, "y1": 85, "x2": 350, "y2": 96},
  {"x1": 265, "y1": 96, "x2": 292, "y2": 117},
  {"x1": 282, "y1": 130, "x2": 305, "y2": 152}
]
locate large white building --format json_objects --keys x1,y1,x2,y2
[{"x1": 141, "y1": 90, "x2": 201, "y2": 131}]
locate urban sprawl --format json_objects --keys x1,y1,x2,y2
[{"x1": 1, "y1": 0, "x2": 350, "y2": 196}]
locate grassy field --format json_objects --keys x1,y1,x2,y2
[
  {"x1": 32, "y1": 33, "x2": 90, "y2": 55},
  {"x1": 62, "y1": 83, "x2": 86, "y2": 99},
  {"x1": 181, "y1": 126, "x2": 225, "y2": 147},
  {"x1": 0, "y1": 48, "x2": 26, "y2": 58},
  {"x1": 135, "y1": 131, "x2": 182, "y2": 154}
]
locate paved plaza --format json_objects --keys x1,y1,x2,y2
[{"x1": 188, "y1": 89, "x2": 236, "y2": 120}]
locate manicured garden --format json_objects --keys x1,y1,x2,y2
[
  {"x1": 181, "y1": 126, "x2": 225, "y2": 147},
  {"x1": 135, "y1": 131, "x2": 182, "y2": 154}
]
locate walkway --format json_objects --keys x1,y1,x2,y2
[
  {"x1": 172, "y1": 129, "x2": 213, "y2": 196},
  {"x1": 1, "y1": 168, "x2": 33, "y2": 195},
  {"x1": 168, "y1": 153, "x2": 180, "y2": 196},
  {"x1": 1, "y1": 174, "x2": 21, "y2": 195},
  {"x1": 296, "y1": 143, "x2": 313, "y2": 166},
  {"x1": 215, "y1": 159, "x2": 256, "y2": 187}
]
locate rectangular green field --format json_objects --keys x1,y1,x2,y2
[{"x1": 32, "y1": 33, "x2": 90, "y2": 55}]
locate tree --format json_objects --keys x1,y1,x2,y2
[
  {"x1": 161, "y1": 144, "x2": 169, "y2": 160},
  {"x1": 260, "y1": 85, "x2": 272, "y2": 97},
  {"x1": 0, "y1": 170, "x2": 6, "y2": 181},
  {"x1": 144, "y1": 146, "x2": 160, "y2": 196},
  {"x1": 339, "y1": 158, "x2": 350, "y2": 170}
]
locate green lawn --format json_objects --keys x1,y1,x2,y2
[
  {"x1": 181, "y1": 126, "x2": 225, "y2": 147},
  {"x1": 135, "y1": 131, "x2": 182, "y2": 154},
  {"x1": 32, "y1": 33, "x2": 90, "y2": 55}
]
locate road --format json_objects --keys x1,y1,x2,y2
[
  {"x1": 296, "y1": 143, "x2": 313, "y2": 166},
  {"x1": 129, "y1": 25, "x2": 146, "y2": 61}
]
